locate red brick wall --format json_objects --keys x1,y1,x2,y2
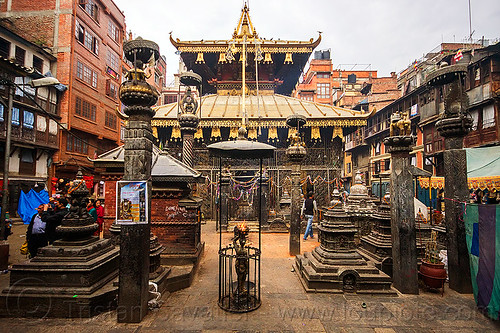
[
  {"x1": 100, "y1": 173, "x2": 201, "y2": 254},
  {"x1": 102, "y1": 177, "x2": 118, "y2": 239}
]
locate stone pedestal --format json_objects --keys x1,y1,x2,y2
[
  {"x1": 1, "y1": 170, "x2": 119, "y2": 317},
  {"x1": 295, "y1": 192, "x2": 395, "y2": 295},
  {"x1": 384, "y1": 136, "x2": 419, "y2": 294}
]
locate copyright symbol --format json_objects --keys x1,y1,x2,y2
[{"x1": 4, "y1": 277, "x2": 52, "y2": 318}]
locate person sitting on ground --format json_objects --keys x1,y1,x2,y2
[
  {"x1": 26, "y1": 205, "x2": 48, "y2": 258},
  {"x1": 41, "y1": 198, "x2": 69, "y2": 244},
  {"x1": 301, "y1": 191, "x2": 318, "y2": 240}
]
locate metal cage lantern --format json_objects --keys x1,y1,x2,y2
[{"x1": 208, "y1": 129, "x2": 275, "y2": 313}]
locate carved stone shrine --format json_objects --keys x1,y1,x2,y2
[
  {"x1": 295, "y1": 189, "x2": 395, "y2": 295},
  {"x1": 344, "y1": 171, "x2": 376, "y2": 244},
  {"x1": 1, "y1": 170, "x2": 119, "y2": 317},
  {"x1": 358, "y1": 190, "x2": 394, "y2": 276}
]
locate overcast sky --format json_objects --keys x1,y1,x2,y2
[{"x1": 114, "y1": 0, "x2": 500, "y2": 84}]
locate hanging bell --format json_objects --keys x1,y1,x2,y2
[
  {"x1": 284, "y1": 52, "x2": 293, "y2": 64},
  {"x1": 218, "y1": 52, "x2": 227, "y2": 63},
  {"x1": 263, "y1": 52, "x2": 273, "y2": 63},
  {"x1": 195, "y1": 52, "x2": 205, "y2": 64}
]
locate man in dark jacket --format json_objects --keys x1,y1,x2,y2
[
  {"x1": 41, "y1": 198, "x2": 69, "y2": 244},
  {"x1": 301, "y1": 192, "x2": 318, "y2": 240},
  {"x1": 26, "y1": 204, "x2": 47, "y2": 258}
]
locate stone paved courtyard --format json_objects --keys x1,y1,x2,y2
[{"x1": 0, "y1": 222, "x2": 499, "y2": 332}]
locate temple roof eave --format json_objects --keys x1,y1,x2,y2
[
  {"x1": 153, "y1": 93, "x2": 369, "y2": 128},
  {"x1": 169, "y1": 32, "x2": 321, "y2": 54}
]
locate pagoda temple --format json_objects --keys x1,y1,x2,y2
[{"x1": 153, "y1": 4, "x2": 373, "y2": 221}]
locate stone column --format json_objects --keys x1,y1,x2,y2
[
  {"x1": 220, "y1": 172, "x2": 231, "y2": 231},
  {"x1": 260, "y1": 175, "x2": 269, "y2": 229},
  {"x1": 289, "y1": 164, "x2": 302, "y2": 255},
  {"x1": 178, "y1": 79, "x2": 201, "y2": 169},
  {"x1": 436, "y1": 80, "x2": 473, "y2": 293},
  {"x1": 384, "y1": 135, "x2": 418, "y2": 294},
  {"x1": 286, "y1": 114, "x2": 306, "y2": 256},
  {"x1": 117, "y1": 38, "x2": 160, "y2": 323}
]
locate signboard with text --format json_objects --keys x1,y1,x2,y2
[{"x1": 116, "y1": 181, "x2": 148, "y2": 224}]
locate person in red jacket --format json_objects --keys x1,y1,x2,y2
[{"x1": 95, "y1": 199, "x2": 104, "y2": 238}]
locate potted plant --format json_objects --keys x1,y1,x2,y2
[{"x1": 419, "y1": 230, "x2": 447, "y2": 294}]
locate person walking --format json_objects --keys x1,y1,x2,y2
[
  {"x1": 301, "y1": 191, "x2": 317, "y2": 240},
  {"x1": 26, "y1": 205, "x2": 48, "y2": 258}
]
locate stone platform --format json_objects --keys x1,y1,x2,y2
[
  {"x1": 295, "y1": 248, "x2": 396, "y2": 295},
  {"x1": 1, "y1": 236, "x2": 119, "y2": 317}
]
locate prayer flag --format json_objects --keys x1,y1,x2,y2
[{"x1": 453, "y1": 49, "x2": 463, "y2": 62}]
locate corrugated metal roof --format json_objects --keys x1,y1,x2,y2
[{"x1": 91, "y1": 145, "x2": 203, "y2": 182}]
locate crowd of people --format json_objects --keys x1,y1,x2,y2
[{"x1": 26, "y1": 197, "x2": 104, "y2": 258}]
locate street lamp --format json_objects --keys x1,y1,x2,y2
[{"x1": 0, "y1": 76, "x2": 61, "y2": 269}]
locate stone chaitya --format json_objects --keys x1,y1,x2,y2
[
  {"x1": 344, "y1": 171, "x2": 376, "y2": 243},
  {"x1": 295, "y1": 189, "x2": 395, "y2": 295},
  {"x1": 1, "y1": 170, "x2": 119, "y2": 317},
  {"x1": 358, "y1": 190, "x2": 393, "y2": 276}
]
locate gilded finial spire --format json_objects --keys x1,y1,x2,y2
[{"x1": 234, "y1": 2, "x2": 258, "y2": 39}]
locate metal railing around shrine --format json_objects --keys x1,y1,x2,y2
[{"x1": 218, "y1": 245, "x2": 261, "y2": 313}]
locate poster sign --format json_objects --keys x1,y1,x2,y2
[
  {"x1": 410, "y1": 104, "x2": 418, "y2": 117},
  {"x1": 116, "y1": 181, "x2": 148, "y2": 224}
]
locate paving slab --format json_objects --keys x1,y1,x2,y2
[{"x1": 1, "y1": 221, "x2": 500, "y2": 332}]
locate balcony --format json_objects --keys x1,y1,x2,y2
[
  {"x1": 468, "y1": 83, "x2": 492, "y2": 107},
  {"x1": 0, "y1": 116, "x2": 59, "y2": 149}
]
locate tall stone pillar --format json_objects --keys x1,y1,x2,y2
[
  {"x1": 178, "y1": 72, "x2": 202, "y2": 168},
  {"x1": 260, "y1": 174, "x2": 269, "y2": 229},
  {"x1": 384, "y1": 132, "x2": 418, "y2": 294},
  {"x1": 220, "y1": 171, "x2": 230, "y2": 231},
  {"x1": 117, "y1": 38, "x2": 160, "y2": 323},
  {"x1": 286, "y1": 114, "x2": 306, "y2": 256},
  {"x1": 434, "y1": 69, "x2": 473, "y2": 293}
]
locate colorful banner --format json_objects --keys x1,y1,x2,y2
[
  {"x1": 419, "y1": 176, "x2": 500, "y2": 191},
  {"x1": 464, "y1": 203, "x2": 500, "y2": 320}
]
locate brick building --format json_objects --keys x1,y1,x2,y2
[
  {"x1": 344, "y1": 41, "x2": 500, "y2": 203},
  {"x1": 0, "y1": 0, "x2": 126, "y2": 189},
  {"x1": 293, "y1": 51, "x2": 382, "y2": 110},
  {"x1": 0, "y1": 25, "x2": 62, "y2": 215}
]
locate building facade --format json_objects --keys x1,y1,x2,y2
[
  {"x1": 0, "y1": 0, "x2": 126, "y2": 189},
  {"x1": 344, "y1": 41, "x2": 500, "y2": 202},
  {"x1": 0, "y1": 25, "x2": 62, "y2": 215}
]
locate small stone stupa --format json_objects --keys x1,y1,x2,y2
[
  {"x1": 295, "y1": 188, "x2": 395, "y2": 295},
  {"x1": 358, "y1": 189, "x2": 393, "y2": 276},
  {"x1": 1, "y1": 169, "x2": 119, "y2": 317},
  {"x1": 344, "y1": 171, "x2": 376, "y2": 242}
]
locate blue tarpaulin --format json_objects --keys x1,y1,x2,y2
[{"x1": 17, "y1": 189, "x2": 49, "y2": 224}]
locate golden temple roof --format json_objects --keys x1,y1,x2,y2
[
  {"x1": 169, "y1": 4, "x2": 321, "y2": 54},
  {"x1": 152, "y1": 94, "x2": 371, "y2": 128}
]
